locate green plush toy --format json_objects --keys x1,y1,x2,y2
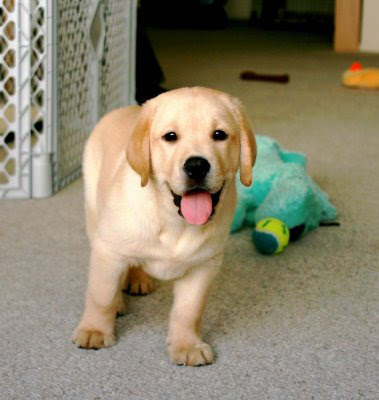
[{"x1": 231, "y1": 136, "x2": 338, "y2": 250}]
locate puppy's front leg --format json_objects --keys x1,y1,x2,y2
[
  {"x1": 167, "y1": 257, "x2": 221, "y2": 366},
  {"x1": 72, "y1": 244, "x2": 126, "y2": 349}
]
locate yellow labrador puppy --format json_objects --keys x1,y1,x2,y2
[{"x1": 72, "y1": 87, "x2": 256, "y2": 366}]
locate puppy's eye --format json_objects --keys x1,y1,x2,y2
[
  {"x1": 163, "y1": 131, "x2": 178, "y2": 142},
  {"x1": 212, "y1": 130, "x2": 228, "y2": 141}
]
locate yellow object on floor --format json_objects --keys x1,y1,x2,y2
[{"x1": 343, "y1": 62, "x2": 379, "y2": 89}]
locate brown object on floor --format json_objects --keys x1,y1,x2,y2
[
  {"x1": 334, "y1": 0, "x2": 361, "y2": 53},
  {"x1": 240, "y1": 71, "x2": 290, "y2": 84}
]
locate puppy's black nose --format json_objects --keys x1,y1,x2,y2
[{"x1": 183, "y1": 156, "x2": 210, "y2": 182}]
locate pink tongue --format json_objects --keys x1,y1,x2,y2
[{"x1": 181, "y1": 191, "x2": 213, "y2": 225}]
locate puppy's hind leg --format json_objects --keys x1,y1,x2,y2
[{"x1": 123, "y1": 266, "x2": 155, "y2": 296}]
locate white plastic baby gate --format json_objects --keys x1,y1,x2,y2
[{"x1": 0, "y1": 0, "x2": 136, "y2": 199}]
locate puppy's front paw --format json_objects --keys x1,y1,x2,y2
[
  {"x1": 168, "y1": 342, "x2": 214, "y2": 366},
  {"x1": 72, "y1": 327, "x2": 116, "y2": 350}
]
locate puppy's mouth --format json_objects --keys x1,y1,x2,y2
[{"x1": 171, "y1": 187, "x2": 222, "y2": 225}]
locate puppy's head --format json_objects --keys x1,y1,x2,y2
[{"x1": 127, "y1": 87, "x2": 256, "y2": 225}]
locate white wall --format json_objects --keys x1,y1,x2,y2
[{"x1": 360, "y1": 0, "x2": 379, "y2": 53}]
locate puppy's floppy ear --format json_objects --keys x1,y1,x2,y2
[
  {"x1": 126, "y1": 101, "x2": 154, "y2": 187},
  {"x1": 228, "y1": 96, "x2": 257, "y2": 187}
]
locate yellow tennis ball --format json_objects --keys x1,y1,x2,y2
[{"x1": 252, "y1": 218, "x2": 290, "y2": 255}]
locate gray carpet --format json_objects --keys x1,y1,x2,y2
[{"x1": 1, "y1": 27, "x2": 378, "y2": 400}]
